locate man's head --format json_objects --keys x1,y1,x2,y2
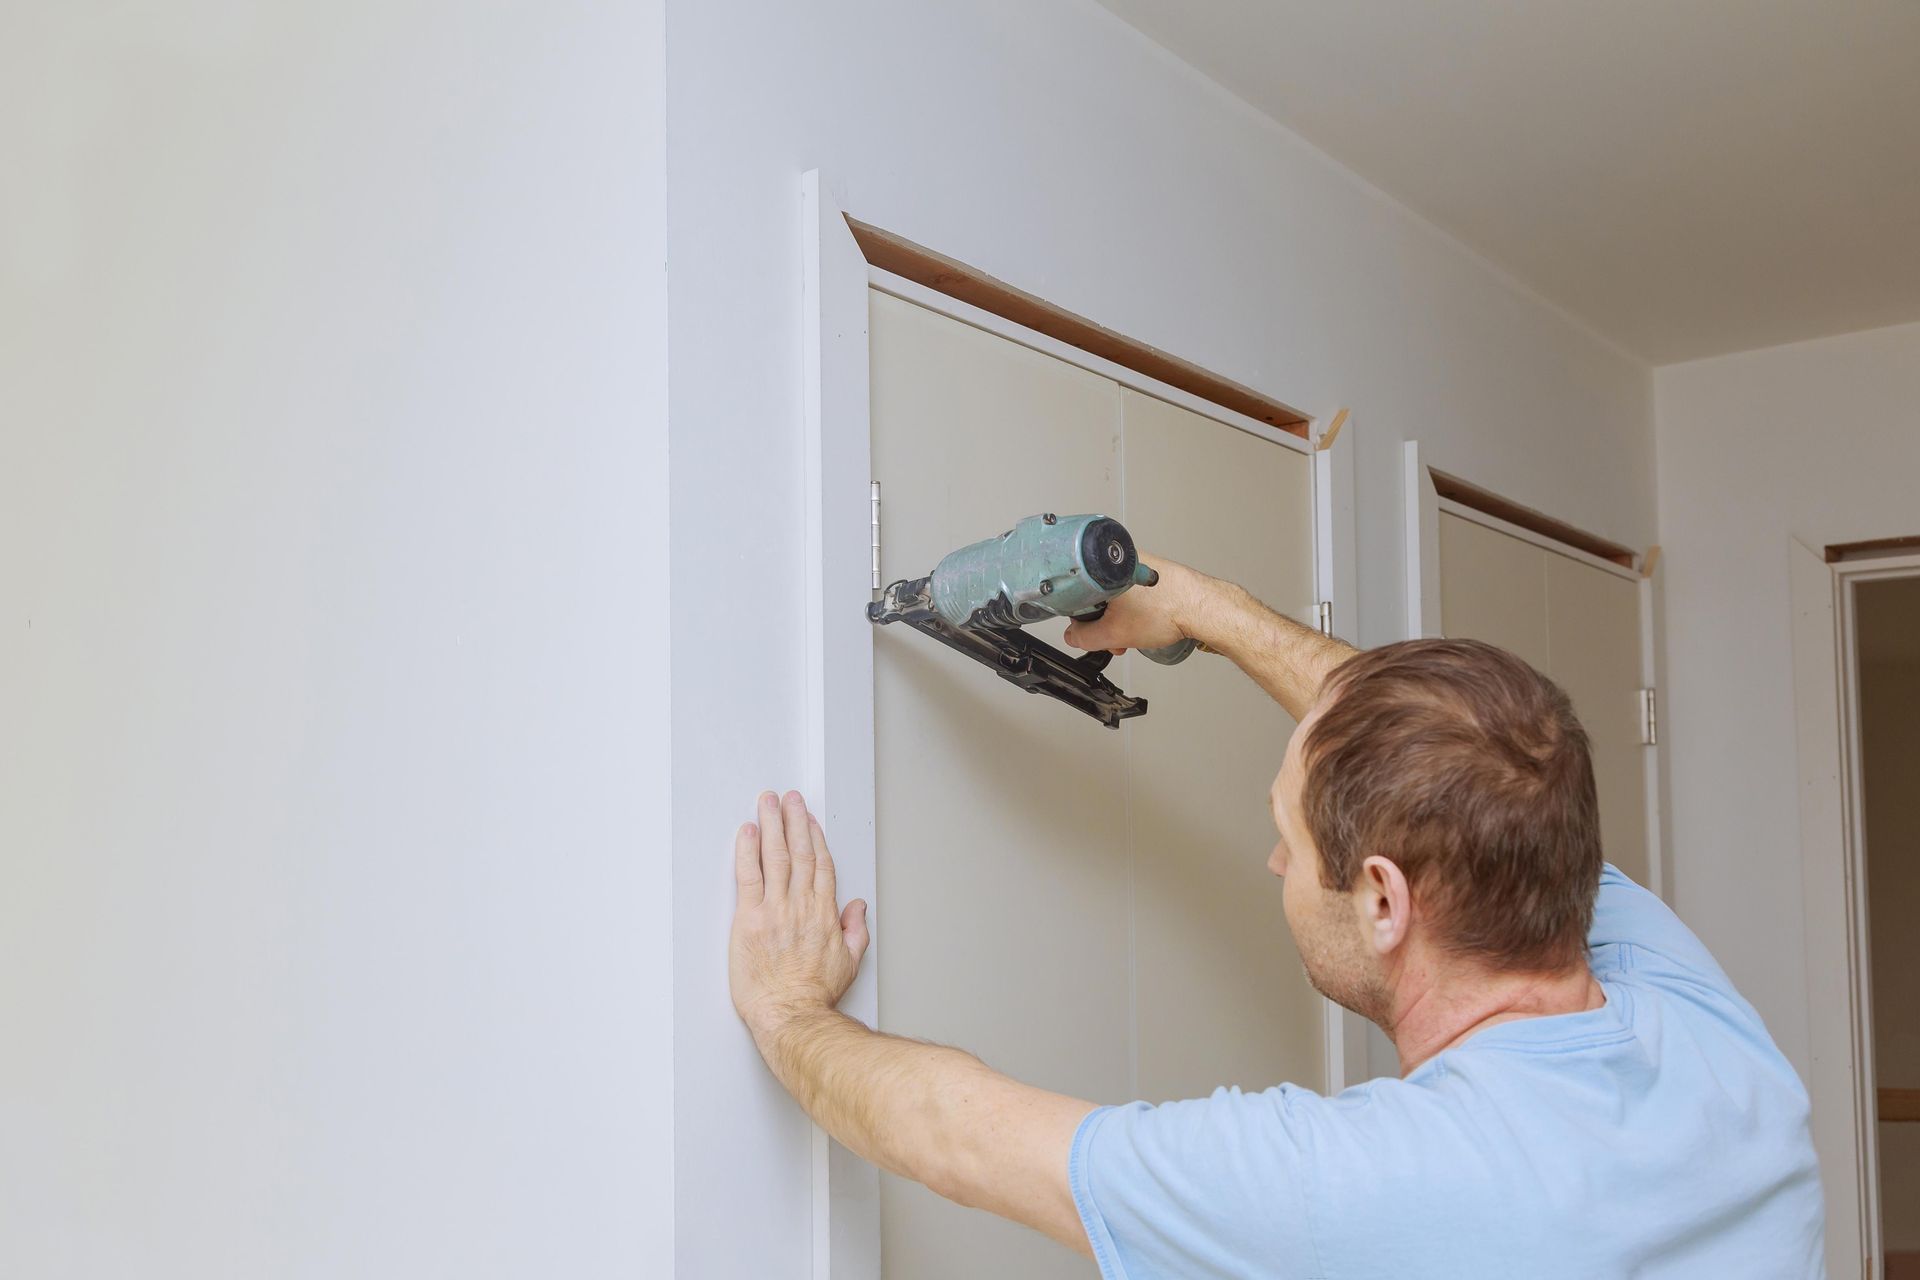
[{"x1": 1267, "y1": 639, "x2": 1602, "y2": 1023}]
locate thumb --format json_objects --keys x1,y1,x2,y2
[{"x1": 841, "y1": 899, "x2": 871, "y2": 964}]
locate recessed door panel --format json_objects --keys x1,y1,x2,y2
[
  {"x1": 1546, "y1": 552, "x2": 1651, "y2": 885},
  {"x1": 871, "y1": 292, "x2": 1129, "y2": 1280},
  {"x1": 1439, "y1": 511, "x2": 1551, "y2": 672},
  {"x1": 1437, "y1": 507, "x2": 1651, "y2": 888},
  {"x1": 870, "y1": 292, "x2": 1324, "y2": 1276},
  {"x1": 1121, "y1": 390, "x2": 1322, "y2": 1102}
]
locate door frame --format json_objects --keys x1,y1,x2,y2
[
  {"x1": 802, "y1": 171, "x2": 1359, "y2": 1278},
  {"x1": 1401, "y1": 441, "x2": 1666, "y2": 900},
  {"x1": 1790, "y1": 541, "x2": 1920, "y2": 1280}
]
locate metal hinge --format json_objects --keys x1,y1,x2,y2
[
  {"x1": 869, "y1": 481, "x2": 882, "y2": 591},
  {"x1": 1638, "y1": 687, "x2": 1658, "y2": 746},
  {"x1": 1315, "y1": 600, "x2": 1334, "y2": 635}
]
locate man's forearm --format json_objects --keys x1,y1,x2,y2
[
  {"x1": 748, "y1": 1006, "x2": 1094, "y2": 1251},
  {"x1": 1182, "y1": 576, "x2": 1358, "y2": 720},
  {"x1": 750, "y1": 1007, "x2": 981, "y2": 1189}
]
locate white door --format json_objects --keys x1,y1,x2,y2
[
  {"x1": 869, "y1": 290, "x2": 1321, "y2": 1278},
  {"x1": 1437, "y1": 510, "x2": 1652, "y2": 886}
]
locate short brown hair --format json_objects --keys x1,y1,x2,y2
[{"x1": 1301, "y1": 639, "x2": 1601, "y2": 971}]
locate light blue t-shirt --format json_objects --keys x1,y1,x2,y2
[{"x1": 1070, "y1": 865, "x2": 1825, "y2": 1278}]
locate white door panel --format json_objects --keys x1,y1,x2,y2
[
  {"x1": 1436, "y1": 509, "x2": 1652, "y2": 887},
  {"x1": 1122, "y1": 391, "x2": 1321, "y2": 1103},
  {"x1": 871, "y1": 292, "x2": 1131, "y2": 1280},
  {"x1": 870, "y1": 293, "x2": 1321, "y2": 1277},
  {"x1": 1438, "y1": 511, "x2": 1551, "y2": 672},
  {"x1": 1546, "y1": 553, "x2": 1651, "y2": 886}
]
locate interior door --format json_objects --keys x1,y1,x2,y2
[
  {"x1": 1121, "y1": 390, "x2": 1322, "y2": 1103},
  {"x1": 869, "y1": 290, "x2": 1321, "y2": 1278},
  {"x1": 1436, "y1": 509, "x2": 1651, "y2": 886}
]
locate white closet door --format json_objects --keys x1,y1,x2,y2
[
  {"x1": 1438, "y1": 512, "x2": 1550, "y2": 672},
  {"x1": 1436, "y1": 510, "x2": 1651, "y2": 886},
  {"x1": 869, "y1": 292, "x2": 1322, "y2": 1277},
  {"x1": 1546, "y1": 554, "x2": 1651, "y2": 887},
  {"x1": 870, "y1": 291, "x2": 1130, "y2": 1280},
  {"x1": 1122, "y1": 390, "x2": 1321, "y2": 1102}
]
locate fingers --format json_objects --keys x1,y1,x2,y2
[
  {"x1": 1062, "y1": 615, "x2": 1114, "y2": 651},
  {"x1": 781, "y1": 791, "x2": 815, "y2": 893},
  {"x1": 840, "y1": 899, "x2": 870, "y2": 965},
  {"x1": 810, "y1": 813, "x2": 837, "y2": 900},
  {"x1": 734, "y1": 820, "x2": 764, "y2": 905},
  {"x1": 757, "y1": 791, "x2": 790, "y2": 901}
]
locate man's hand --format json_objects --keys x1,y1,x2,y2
[
  {"x1": 1066, "y1": 550, "x2": 1358, "y2": 721},
  {"x1": 725, "y1": 789, "x2": 1096, "y2": 1257},
  {"x1": 730, "y1": 790, "x2": 870, "y2": 1037},
  {"x1": 1062, "y1": 551, "x2": 1204, "y2": 655}
]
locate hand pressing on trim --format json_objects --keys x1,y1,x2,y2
[
  {"x1": 723, "y1": 788, "x2": 1095, "y2": 1257},
  {"x1": 729, "y1": 790, "x2": 870, "y2": 1039}
]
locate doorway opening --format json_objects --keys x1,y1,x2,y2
[
  {"x1": 1852, "y1": 569, "x2": 1920, "y2": 1280},
  {"x1": 1791, "y1": 538, "x2": 1920, "y2": 1279}
]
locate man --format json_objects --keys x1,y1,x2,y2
[{"x1": 728, "y1": 555, "x2": 1825, "y2": 1278}]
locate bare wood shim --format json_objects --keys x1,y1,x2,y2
[
  {"x1": 1315, "y1": 407, "x2": 1350, "y2": 451},
  {"x1": 845, "y1": 216, "x2": 1310, "y2": 437},
  {"x1": 1430, "y1": 468, "x2": 1638, "y2": 569},
  {"x1": 1640, "y1": 544, "x2": 1662, "y2": 579},
  {"x1": 1825, "y1": 534, "x2": 1920, "y2": 563}
]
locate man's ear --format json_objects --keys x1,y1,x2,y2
[{"x1": 1358, "y1": 855, "x2": 1412, "y2": 957}]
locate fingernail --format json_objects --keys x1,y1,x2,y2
[
  {"x1": 786, "y1": 789, "x2": 804, "y2": 805},
  {"x1": 743, "y1": 822, "x2": 757, "y2": 837}
]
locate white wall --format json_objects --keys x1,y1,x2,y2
[
  {"x1": 666, "y1": 1, "x2": 1655, "y2": 1272},
  {"x1": 1654, "y1": 321, "x2": 1920, "y2": 1086},
  {"x1": 0, "y1": 3, "x2": 672, "y2": 1275}
]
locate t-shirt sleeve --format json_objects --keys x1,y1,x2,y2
[
  {"x1": 1070, "y1": 1085, "x2": 1324, "y2": 1280},
  {"x1": 1587, "y1": 861, "x2": 1734, "y2": 991}
]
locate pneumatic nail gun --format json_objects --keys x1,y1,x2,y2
[{"x1": 866, "y1": 513, "x2": 1193, "y2": 728}]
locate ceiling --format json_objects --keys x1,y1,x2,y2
[{"x1": 1094, "y1": 0, "x2": 1920, "y2": 363}]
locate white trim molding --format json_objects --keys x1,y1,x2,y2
[
  {"x1": 801, "y1": 170, "x2": 881, "y2": 1280},
  {"x1": 1313, "y1": 411, "x2": 1370, "y2": 1090},
  {"x1": 1403, "y1": 441, "x2": 1443, "y2": 639}
]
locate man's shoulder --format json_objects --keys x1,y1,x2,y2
[{"x1": 1590, "y1": 864, "x2": 1733, "y2": 988}]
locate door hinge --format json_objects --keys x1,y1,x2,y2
[
  {"x1": 869, "y1": 481, "x2": 882, "y2": 591},
  {"x1": 1638, "y1": 687, "x2": 1658, "y2": 746},
  {"x1": 1315, "y1": 600, "x2": 1334, "y2": 635}
]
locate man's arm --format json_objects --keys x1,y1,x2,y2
[
  {"x1": 729, "y1": 790, "x2": 1096, "y2": 1256},
  {"x1": 1063, "y1": 554, "x2": 1357, "y2": 721}
]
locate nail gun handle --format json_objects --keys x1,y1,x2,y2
[
  {"x1": 1074, "y1": 598, "x2": 1196, "y2": 665},
  {"x1": 1140, "y1": 638, "x2": 1197, "y2": 665}
]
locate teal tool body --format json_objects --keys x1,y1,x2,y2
[{"x1": 866, "y1": 513, "x2": 1192, "y2": 728}]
